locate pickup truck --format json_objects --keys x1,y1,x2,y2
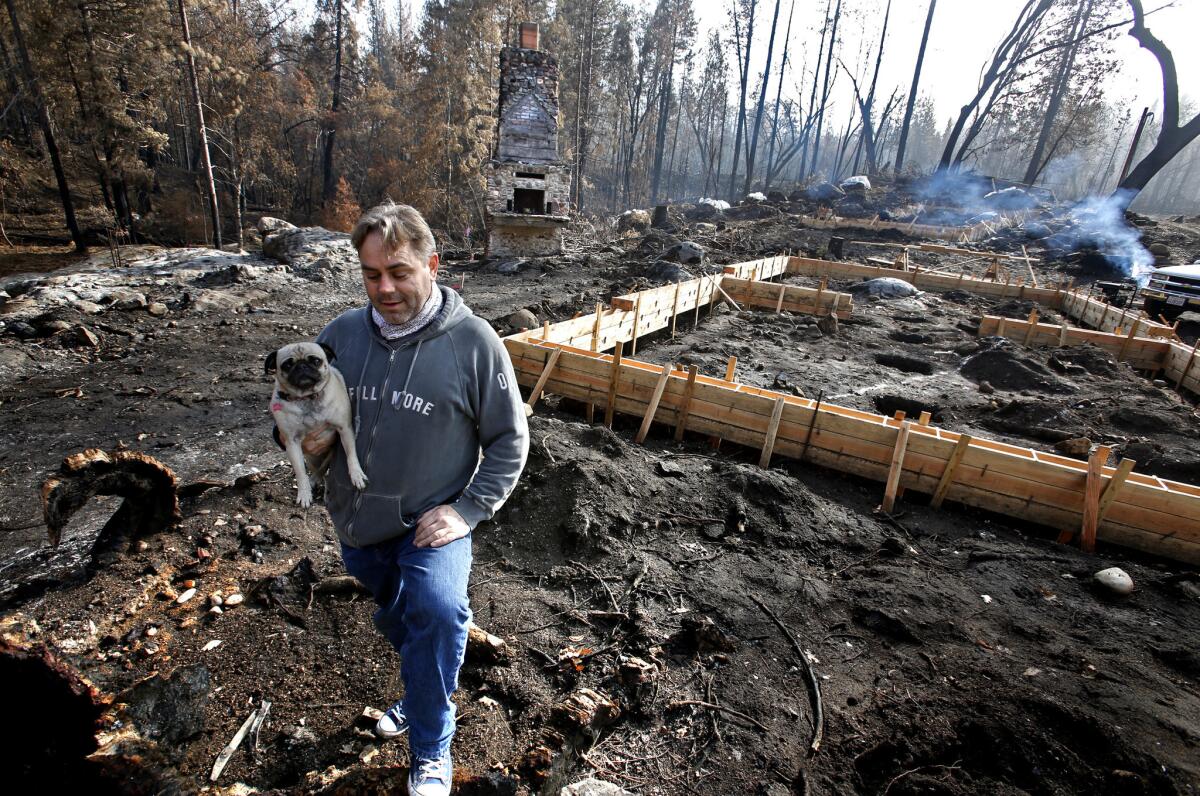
[{"x1": 1142, "y1": 262, "x2": 1200, "y2": 319}]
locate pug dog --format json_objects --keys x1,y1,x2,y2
[{"x1": 265, "y1": 342, "x2": 368, "y2": 507}]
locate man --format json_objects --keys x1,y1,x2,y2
[{"x1": 303, "y1": 202, "x2": 528, "y2": 796}]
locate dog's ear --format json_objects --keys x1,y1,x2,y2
[
  {"x1": 264, "y1": 350, "x2": 278, "y2": 375},
  {"x1": 319, "y1": 342, "x2": 336, "y2": 363}
]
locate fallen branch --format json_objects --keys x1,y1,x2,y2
[
  {"x1": 751, "y1": 595, "x2": 823, "y2": 755},
  {"x1": 569, "y1": 559, "x2": 620, "y2": 612},
  {"x1": 668, "y1": 700, "x2": 768, "y2": 732},
  {"x1": 210, "y1": 706, "x2": 260, "y2": 781}
]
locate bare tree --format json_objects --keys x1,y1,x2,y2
[
  {"x1": 321, "y1": 0, "x2": 345, "y2": 205},
  {"x1": 1114, "y1": 0, "x2": 1200, "y2": 200},
  {"x1": 178, "y1": 0, "x2": 221, "y2": 248},
  {"x1": 726, "y1": 0, "x2": 756, "y2": 199},
  {"x1": 4, "y1": 0, "x2": 85, "y2": 250},
  {"x1": 741, "y1": 0, "x2": 782, "y2": 194},
  {"x1": 893, "y1": 0, "x2": 935, "y2": 173},
  {"x1": 1023, "y1": 0, "x2": 1094, "y2": 184}
]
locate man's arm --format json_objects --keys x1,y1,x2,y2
[{"x1": 416, "y1": 322, "x2": 529, "y2": 547}]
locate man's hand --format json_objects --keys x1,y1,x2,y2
[
  {"x1": 414, "y1": 505, "x2": 469, "y2": 548},
  {"x1": 301, "y1": 425, "x2": 337, "y2": 457}
]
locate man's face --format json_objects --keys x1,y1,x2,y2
[{"x1": 359, "y1": 230, "x2": 439, "y2": 326}]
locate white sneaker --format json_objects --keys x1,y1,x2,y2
[
  {"x1": 374, "y1": 702, "x2": 409, "y2": 739},
  {"x1": 408, "y1": 753, "x2": 452, "y2": 796}
]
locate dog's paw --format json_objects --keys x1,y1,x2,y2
[
  {"x1": 297, "y1": 487, "x2": 314, "y2": 508},
  {"x1": 349, "y1": 466, "x2": 368, "y2": 491}
]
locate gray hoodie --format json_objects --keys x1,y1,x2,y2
[{"x1": 317, "y1": 285, "x2": 529, "y2": 548}]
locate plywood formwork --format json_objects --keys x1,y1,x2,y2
[
  {"x1": 504, "y1": 255, "x2": 1200, "y2": 564},
  {"x1": 720, "y1": 277, "x2": 852, "y2": 317},
  {"x1": 505, "y1": 338, "x2": 1200, "y2": 564},
  {"x1": 784, "y1": 255, "x2": 1176, "y2": 339},
  {"x1": 977, "y1": 315, "x2": 1171, "y2": 372}
]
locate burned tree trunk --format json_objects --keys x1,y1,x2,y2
[
  {"x1": 893, "y1": 0, "x2": 935, "y2": 172},
  {"x1": 1114, "y1": 0, "x2": 1200, "y2": 200},
  {"x1": 742, "y1": 0, "x2": 782, "y2": 195},
  {"x1": 726, "y1": 0, "x2": 755, "y2": 200},
  {"x1": 321, "y1": 0, "x2": 344, "y2": 205},
  {"x1": 4, "y1": 0, "x2": 85, "y2": 252},
  {"x1": 177, "y1": 0, "x2": 222, "y2": 249}
]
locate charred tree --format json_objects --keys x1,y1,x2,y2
[
  {"x1": 893, "y1": 0, "x2": 935, "y2": 173},
  {"x1": 321, "y1": 0, "x2": 344, "y2": 205},
  {"x1": 1023, "y1": 0, "x2": 1093, "y2": 184},
  {"x1": 177, "y1": 0, "x2": 222, "y2": 249},
  {"x1": 1114, "y1": 0, "x2": 1200, "y2": 200},
  {"x1": 4, "y1": 0, "x2": 85, "y2": 251},
  {"x1": 808, "y1": 0, "x2": 843, "y2": 180},
  {"x1": 742, "y1": 0, "x2": 782, "y2": 194},
  {"x1": 726, "y1": 0, "x2": 756, "y2": 200},
  {"x1": 763, "y1": 0, "x2": 794, "y2": 191}
]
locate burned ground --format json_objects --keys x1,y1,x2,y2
[{"x1": 1, "y1": 199, "x2": 1199, "y2": 795}]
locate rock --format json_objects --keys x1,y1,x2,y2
[
  {"x1": 662, "y1": 240, "x2": 704, "y2": 264},
  {"x1": 59, "y1": 325, "x2": 100, "y2": 349},
  {"x1": 71, "y1": 300, "x2": 104, "y2": 315},
  {"x1": 496, "y1": 259, "x2": 524, "y2": 275},
  {"x1": 840, "y1": 175, "x2": 871, "y2": 192},
  {"x1": 7, "y1": 320, "x2": 37, "y2": 339},
  {"x1": 646, "y1": 261, "x2": 690, "y2": 283},
  {"x1": 805, "y1": 182, "x2": 845, "y2": 202},
  {"x1": 256, "y1": 216, "x2": 297, "y2": 235},
  {"x1": 847, "y1": 277, "x2": 921, "y2": 299},
  {"x1": 506, "y1": 309, "x2": 539, "y2": 331},
  {"x1": 954, "y1": 341, "x2": 982, "y2": 356},
  {"x1": 1054, "y1": 437, "x2": 1092, "y2": 459},
  {"x1": 147, "y1": 302, "x2": 168, "y2": 317},
  {"x1": 561, "y1": 779, "x2": 635, "y2": 796},
  {"x1": 176, "y1": 588, "x2": 197, "y2": 604},
  {"x1": 112, "y1": 291, "x2": 148, "y2": 311},
  {"x1": 1023, "y1": 222, "x2": 1052, "y2": 239},
  {"x1": 1148, "y1": 242, "x2": 1170, "y2": 257},
  {"x1": 766, "y1": 190, "x2": 787, "y2": 203},
  {"x1": 223, "y1": 593, "x2": 244, "y2": 607},
  {"x1": 978, "y1": 380, "x2": 995, "y2": 394},
  {"x1": 189, "y1": 290, "x2": 251, "y2": 313},
  {"x1": 685, "y1": 202, "x2": 718, "y2": 220},
  {"x1": 1094, "y1": 567, "x2": 1134, "y2": 596},
  {"x1": 39, "y1": 319, "x2": 73, "y2": 335},
  {"x1": 617, "y1": 209, "x2": 651, "y2": 232}
]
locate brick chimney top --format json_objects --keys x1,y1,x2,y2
[{"x1": 519, "y1": 22, "x2": 539, "y2": 50}]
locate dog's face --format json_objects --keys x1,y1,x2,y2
[{"x1": 265, "y1": 342, "x2": 337, "y2": 395}]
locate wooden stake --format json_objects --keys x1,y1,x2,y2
[
  {"x1": 996, "y1": 317, "x2": 1007, "y2": 337},
  {"x1": 1117, "y1": 319, "x2": 1140, "y2": 361},
  {"x1": 1176, "y1": 338, "x2": 1200, "y2": 390},
  {"x1": 775, "y1": 282, "x2": 787, "y2": 313},
  {"x1": 918, "y1": 411, "x2": 931, "y2": 426},
  {"x1": 674, "y1": 365, "x2": 698, "y2": 441},
  {"x1": 1023, "y1": 245, "x2": 1037, "y2": 287},
  {"x1": 1058, "y1": 323, "x2": 1069, "y2": 347},
  {"x1": 630, "y1": 295, "x2": 642, "y2": 355},
  {"x1": 590, "y1": 303, "x2": 603, "y2": 351},
  {"x1": 814, "y1": 277, "x2": 826, "y2": 316},
  {"x1": 634, "y1": 363, "x2": 673, "y2": 444},
  {"x1": 1097, "y1": 458, "x2": 1136, "y2": 522},
  {"x1": 758, "y1": 397, "x2": 787, "y2": 468},
  {"x1": 524, "y1": 348, "x2": 562, "y2": 416},
  {"x1": 881, "y1": 421, "x2": 912, "y2": 513},
  {"x1": 603, "y1": 341, "x2": 623, "y2": 428},
  {"x1": 1022, "y1": 310, "x2": 1039, "y2": 346},
  {"x1": 1079, "y1": 445, "x2": 1111, "y2": 553},
  {"x1": 542, "y1": 321, "x2": 550, "y2": 341},
  {"x1": 715, "y1": 281, "x2": 743, "y2": 311},
  {"x1": 670, "y1": 282, "x2": 682, "y2": 338},
  {"x1": 931, "y1": 434, "x2": 972, "y2": 509}
]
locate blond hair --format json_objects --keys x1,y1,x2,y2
[{"x1": 350, "y1": 202, "x2": 436, "y2": 261}]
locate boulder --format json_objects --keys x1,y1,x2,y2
[
  {"x1": 256, "y1": 216, "x2": 296, "y2": 235},
  {"x1": 506, "y1": 309, "x2": 539, "y2": 331},
  {"x1": 840, "y1": 175, "x2": 871, "y2": 192},
  {"x1": 662, "y1": 240, "x2": 704, "y2": 264},
  {"x1": 111, "y1": 291, "x2": 148, "y2": 311},
  {"x1": 71, "y1": 300, "x2": 104, "y2": 315},
  {"x1": 561, "y1": 780, "x2": 635, "y2": 796},
  {"x1": 847, "y1": 277, "x2": 921, "y2": 299},
  {"x1": 617, "y1": 209, "x2": 651, "y2": 232},
  {"x1": 766, "y1": 190, "x2": 787, "y2": 203}
]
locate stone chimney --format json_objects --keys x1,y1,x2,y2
[{"x1": 485, "y1": 22, "x2": 570, "y2": 257}]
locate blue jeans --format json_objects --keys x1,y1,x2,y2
[{"x1": 341, "y1": 533, "x2": 473, "y2": 758}]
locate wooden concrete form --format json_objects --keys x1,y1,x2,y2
[
  {"x1": 794, "y1": 210, "x2": 1029, "y2": 243},
  {"x1": 977, "y1": 315, "x2": 1170, "y2": 371},
  {"x1": 784, "y1": 256, "x2": 1176, "y2": 340},
  {"x1": 721, "y1": 277, "x2": 853, "y2": 318},
  {"x1": 505, "y1": 336, "x2": 1200, "y2": 564},
  {"x1": 504, "y1": 254, "x2": 1200, "y2": 563}
]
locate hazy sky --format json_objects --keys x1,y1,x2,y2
[{"x1": 691, "y1": 0, "x2": 1200, "y2": 126}]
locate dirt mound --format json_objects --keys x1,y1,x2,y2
[
  {"x1": 1049, "y1": 345, "x2": 1125, "y2": 379},
  {"x1": 960, "y1": 341, "x2": 1073, "y2": 393}
]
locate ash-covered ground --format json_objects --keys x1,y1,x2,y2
[{"x1": 1, "y1": 194, "x2": 1199, "y2": 795}]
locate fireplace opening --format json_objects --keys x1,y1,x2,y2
[{"x1": 514, "y1": 188, "x2": 546, "y2": 215}]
